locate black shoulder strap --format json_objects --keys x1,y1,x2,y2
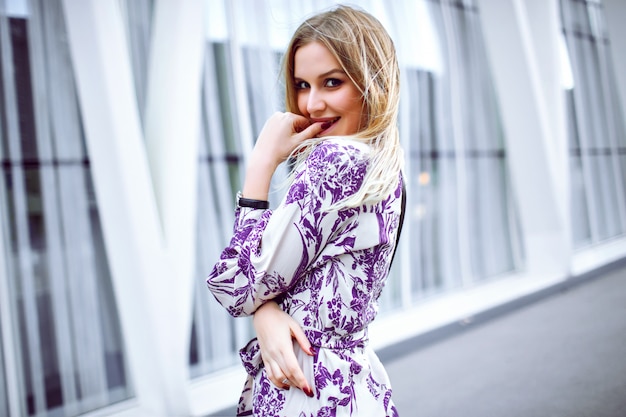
[{"x1": 389, "y1": 174, "x2": 406, "y2": 268}]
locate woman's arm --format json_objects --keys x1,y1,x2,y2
[
  {"x1": 243, "y1": 112, "x2": 323, "y2": 201},
  {"x1": 207, "y1": 113, "x2": 323, "y2": 392},
  {"x1": 207, "y1": 141, "x2": 366, "y2": 316},
  {"x1": 206, "y1": 113, "x2": 325, "y2": 317}
]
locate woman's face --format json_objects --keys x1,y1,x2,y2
[{"x1": 294, "y1": 41, "x2": 365, "y2": 137}]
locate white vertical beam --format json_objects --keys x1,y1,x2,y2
[
  {"x1": 61, "y1": 0, "x2": 183, "y2": 415},
  {"x1": 604, "y1": 0, "x2": 626, "y2": 125},
  {"x1": 524, "y1": 0, "x2": 571, "y2": 237},
  {"x1": 143, "y1": 0, "x2": 205, "y2": 410},
  {"x1": 477, "y1": 0, "x2": 571, "y2": 275}
]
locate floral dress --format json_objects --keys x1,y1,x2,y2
[{"x1": 207, "y1": 138, "x2": 402, "y2": 417}]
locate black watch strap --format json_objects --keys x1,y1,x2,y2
[{"x1": 236, "y1": 191, "x2": 270, "y2": 210}]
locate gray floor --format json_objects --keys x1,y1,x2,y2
[
  {"x1": 210, "y1": 262, "x2": 626, "y2": 416},
  {"x1": 385, "y1": 264, "x2": 626, "y2": 417}
]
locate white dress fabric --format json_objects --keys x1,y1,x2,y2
[{"x1": 207, "y1": 138, "x2": 402, "y2": 417}]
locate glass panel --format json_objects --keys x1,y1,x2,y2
[
  {"x1": 567, "y1": 90, "x2": 592, "y2": 247},
  {"x1": 0, "y1": 1, "x2": 132, "y2": 415},
  {"x1": 0, "y1": 327, "x2": 7, "y2": 416},
  {"x1": 398, "y1": 0, "x2": 522, "y2": 300},
  {"x1": 561, "y1": 0, "x2": 626, "y2": 246},
  {"x1": 588, "y1": 154, "x2": 621, "y2": 240},
  {"x1": 119, "y1": 0, "x2": 155, "y2": 128},
  {"x1": 189, "y1": 38, "x2": 252, "y2": 376}
]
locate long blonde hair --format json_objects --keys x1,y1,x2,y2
[{"x1": 284, "y1": 5, "x2": 404, "y2": 209}]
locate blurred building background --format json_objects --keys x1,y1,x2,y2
[{"x1": 0, "y1": 0, "x2": 625, "y2": 416}]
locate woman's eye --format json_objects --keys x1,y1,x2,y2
[
  {"x1": 325, "y1": 78, "x2": 343, "y2": 88},
  {"x1": 295, "y1": 81, "x2": 309, "y2": 90}
]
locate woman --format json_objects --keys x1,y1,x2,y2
[{"x1": 207, "y1": 5, "x2": 403, "y2": 416}]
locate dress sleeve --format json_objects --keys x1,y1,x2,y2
[{"x1": 206, "y1": 142, "x2": 368, "y2": 317}]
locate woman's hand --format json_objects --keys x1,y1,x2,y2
[
  {"x1": 253, "y1": 301, "x2": 315, "y2": 397},
  {"x1": 253, "y1": 112, "x2": 324, "y2": 169},
  {"x1": 243, "y1": 112, "x2": 324, "y2": 201}
]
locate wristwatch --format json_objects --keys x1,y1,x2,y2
[{"x1": 236, "y1": 191, "x2": 270, "y2": 210}]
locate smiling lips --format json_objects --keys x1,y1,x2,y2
[{"x1": 317, "y1": 117, "x2": 340, "y2": 131}]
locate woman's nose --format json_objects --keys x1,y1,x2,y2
[{"x1": 306, "y1": 89, "x2": 325, "y2": 115}]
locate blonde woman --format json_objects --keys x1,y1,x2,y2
[{"x1": 207, "y1": 5, "x2": 404, "y2": 416}]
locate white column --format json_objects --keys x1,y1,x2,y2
[
  {"x1": 143, "y1": 0, "x2": 205, "y2": 410},
  {"x1": 477, "y1": 0, "x2": 571, "y2": 275},
  {"x1": 61, "y1": 0, "x2": 189, "y2": 415},
  {"x1": 524, "y1": 0, "x2": 571, "y2": 237},
  {"x1": 604, "y1": 0, "x2": 626, "y2": 125}
]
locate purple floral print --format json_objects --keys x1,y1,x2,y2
[{"x1": 207, "y1": 139, "x2": 402, "y2": 416}]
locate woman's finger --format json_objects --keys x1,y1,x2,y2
[
  {"x1": 290, "y1": 113, "x2": 313, "y2": 133},
  {"x1": 265, "y1": 358, "x2": 290, "y2": 389},
  {"x1": 273, "y1": 320, "x2": 314, "y2": 396},
  {"x1": 296, "y1": 119, "x2": 325, "y2": 140},
  {"x1": 289, "y1": 320, "x2": 315, "y2": 356},
  {"x1": 279, "y1": 354, "x2": 313, "y2": 397}
]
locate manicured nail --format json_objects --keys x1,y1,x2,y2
[
  {"x1": 308, "y1": 346, "x2": 317, "y2": 356},
  {"x1": 321, "y1": 121, "x2": 332, "y2": 130},
  {"x1": 304, "y1": 386, "x2": 314, "y2": 398}
]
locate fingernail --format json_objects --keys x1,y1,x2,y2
[
  {"x1": 308, "y1": 346, "x2": 317, "y2": 356},
  {"x1": 304, "y1": 386, "x2": 314, "y2": 398},
  {"x1": 321, "y1": 121, "x2": 331, "y2": 130}
]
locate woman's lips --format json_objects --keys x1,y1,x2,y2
[{"x1": 317, "y1": 117, "x2": 340, "y2": 131}]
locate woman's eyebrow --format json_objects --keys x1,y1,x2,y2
[
  {"x1": 318, "y1": 68, "x2": 345, "y2": 78},
  {"x1": 294, "y1": 68, "x2": 346, "y2": 80}
]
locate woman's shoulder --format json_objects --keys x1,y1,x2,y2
[
  {"x1": 308, "y1": 137, "x2": 371, "y2": 165},
  {"x1": 300, "y1": 138, "x2": 370, "y2": 199}
]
